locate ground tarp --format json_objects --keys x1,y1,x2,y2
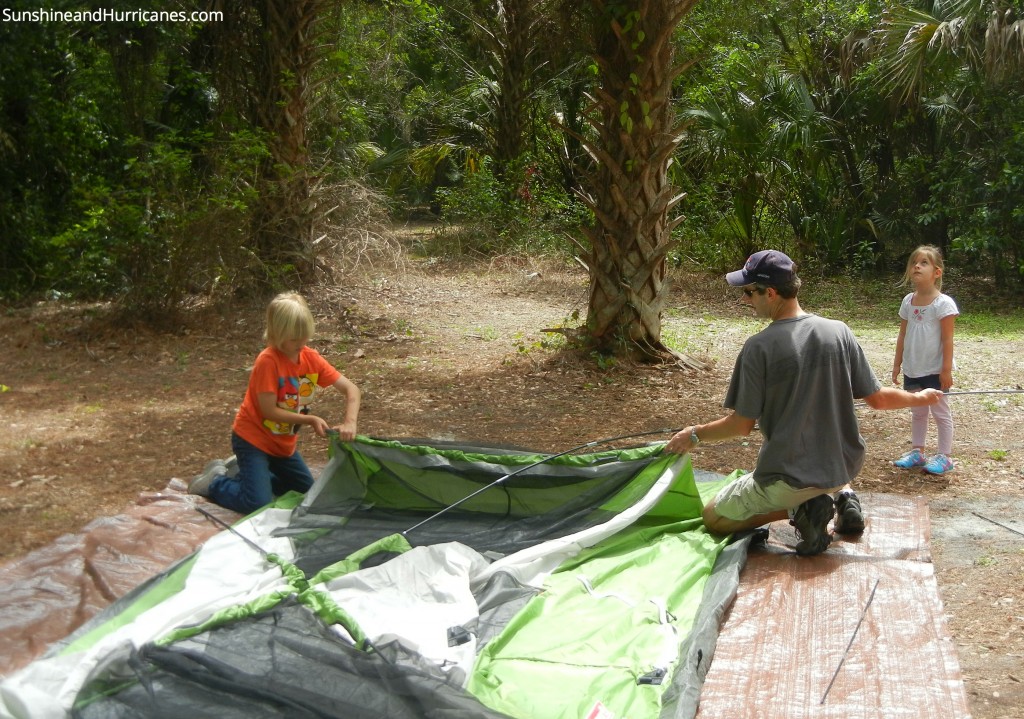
[
  {"x1": 698, "y1": 493, "x2": 971, "y2": 719},
  {"x1": 0, "y1": 483, "x2": 240, "y2": 677}
]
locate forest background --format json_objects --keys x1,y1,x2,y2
[
  {"x1": 2, "y1": 1, "x2": 1024, "y2": 717},
  {"x1": 3, "y1": 0, "x2": 1024, "y2": 326}
]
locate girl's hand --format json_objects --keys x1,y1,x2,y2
[
  {"x1": 891, "y1": 369, "x2": 900, "y2": 385},
  {"x1": 940, "y1": 370, "x2": 953, "y2": 392},
  {"x1": 333, "y1": 419, "x2": 357, "y2": 442}
]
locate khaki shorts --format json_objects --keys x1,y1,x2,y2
[{"x1": 712, "y1": 472, "x2": 846, "y2": 521}]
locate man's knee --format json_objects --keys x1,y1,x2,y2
[{"x1": 702, "y1": 502, "x2": 730, "y2": 534}]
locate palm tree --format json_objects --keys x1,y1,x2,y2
[
  {"x1": 572, "y1": 0, "x2": 701, "y2": 362},
  {"x1": 866, "y1": 0, "x2": 1024, "y2": 262},
  {"x1": 873, "y1": 0, "x2": 1024, "y2": 104},
  {"x1": 248, "y1": 0, "x2": 326, "y2": 287},
  {"x1": 461, "y1": 0, "x2": 554, "y2": 180}
]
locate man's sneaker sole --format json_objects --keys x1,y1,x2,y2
[
  {"x1": 834, "y1": 492, "x2": 865, "y2": 534},
  {"x1": 793, "y1": 494, "x2": 835, "y2": 556}
]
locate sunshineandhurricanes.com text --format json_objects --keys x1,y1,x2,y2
[{"x1": 2, "y1": 8, "x2": 223, "y2": 23}]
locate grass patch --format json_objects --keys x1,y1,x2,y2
[
  {"x1": 465, "y1": 326, "x2": 500, "y2": 341},
  {"x1": 795, "y1": 274, "x2": 1024, "y2": 340},
  {"x1": 956, "y1": 314, "x2": 1024, "y2": 339},
  {"x1": 661, "y1": 315, "x2": 765, "y2": 364}
]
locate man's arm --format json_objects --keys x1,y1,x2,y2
[
  {"x1": 664, "y1": 411, "x2": 757, "y2": 455},
  {"x1": 863, "y1": 386, "x2": 944, "y2": 410}
]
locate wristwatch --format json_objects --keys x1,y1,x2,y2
[{"x1": 689, "y1": 427, "x2": 700, "y2": 447}]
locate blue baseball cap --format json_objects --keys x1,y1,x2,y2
[{"x1": 726, "y1": 250, "x2": 797, "y2": 286}]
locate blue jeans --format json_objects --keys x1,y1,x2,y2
[{"x1": 208, "y1": 433, "x2": 315, "y2": 514}]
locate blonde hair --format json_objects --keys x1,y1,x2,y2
[
  {"x1": 902, "y1": 245, "x2": 945, "y2": 290},
  {"x1": 264, "y1": 292, "x2": 315, "y2": 349}
]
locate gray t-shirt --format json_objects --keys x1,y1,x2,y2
[{"x1": 724, "y1": 314, "x2": 882, "y2": 489}]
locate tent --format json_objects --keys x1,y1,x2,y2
[{"x1": 0, "y1": 437, "x2": 755, "y2": 719}]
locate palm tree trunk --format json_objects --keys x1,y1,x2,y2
[
  {"x1": 250, "y1": 0, "x2": 323, "y2": 286},
  {"x1": 489, "y1": 0, "x2": 536, "y2": 176},
  {"x1": 576, "y1": 0, "x2": 698, "y2": 361}
]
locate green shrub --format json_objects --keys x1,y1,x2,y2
[{"x1": 432, "y1": 159, "x2": 589, "y2": 258}]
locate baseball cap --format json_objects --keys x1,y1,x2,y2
[{"x1": 726, "y1": 250, "x2": 797, "y2": 286}]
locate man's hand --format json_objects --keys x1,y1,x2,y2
[
  {"x1": 664, "y1": 427, "x2": 696, "y2": 455},
  {"x1": 918, "y1": 388, "x2": 945, "y2": 405}
]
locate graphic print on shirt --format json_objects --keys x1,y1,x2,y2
[
  {"x1": 263, "y1": 373, "x2": 320, "y2": 435},
  {"x1": 911, "y1": 307, "x2": 928, "y2": 323}
]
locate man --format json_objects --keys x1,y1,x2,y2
[{"x1": 665, "y1": 250, "x2": 943, "y2": 555}]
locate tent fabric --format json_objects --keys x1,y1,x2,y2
[
  {"x1": 466, "y1": 519, "x2": 725, "y2": 719},
  {"x1": 1, "y1": 438, "x2": 746, "y2": 719},
  {"x1": 283, "y1": 438, "x2": 703, "y2": 576}
]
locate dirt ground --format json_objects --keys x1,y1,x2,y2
[{"x1": 1, "y1": 243, "x2": 1022, "y2": 717}]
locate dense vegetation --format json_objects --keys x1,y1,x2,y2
[{"x1": 2, "y1": 0, "x2": 1023, "y2": 327}]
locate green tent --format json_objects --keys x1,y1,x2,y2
[{"x1": 0, "y1": 437, "x2": 753, "y2": 719}]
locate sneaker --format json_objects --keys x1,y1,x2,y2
[
  {"x1": 224, "y1": 455, "x2": 238, "y2": 477},
  {"x1": 833, "y1": 490, "x2": 865, "y2": 534},
  {"x1": 791, "y1": 494, "x2": 835, "y2": 556},
  {"x1": 189, "y1": 459, "x2": 226, "y2": 497},
  {"x1": 923, "y1": 454, "x2": 954, "y2": 475},
  {"x1": 892, "y1": 449, "x2": 926, "y2": 469}
]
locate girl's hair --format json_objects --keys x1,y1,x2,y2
[
  {"x1": 902, "y1": 245, "x2": 945, "y2": 290},
  {"x1": 265, "y1": 292, "x2": 315, "y2": 349}
]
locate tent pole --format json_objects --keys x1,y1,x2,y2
[
  {"x1": 196, "y1": 505, "x2": 271, "y2": 559},
  {"x1": 821, "y1": 578, "x2": 880, "y2": 704}
]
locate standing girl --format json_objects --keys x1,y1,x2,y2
[
  {"x1": 189, "y1": 292, "x2": 361, "y2": 513},
  {"x1": 891, "y1": 246, "x2": 959, "y2": 474}
]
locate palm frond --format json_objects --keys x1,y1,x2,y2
[{"x1": 985, "y1": 7, "x2": 1024, "y2": 81}]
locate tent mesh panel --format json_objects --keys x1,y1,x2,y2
[
  {"x1": 75, "y1": 598, "x2": 513, "y2": 719},
  {"x1": 281, "y1": 439, "x2": 668, "y2": 576}
]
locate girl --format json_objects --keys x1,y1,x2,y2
[
  {"x1": 891, "y1": 246, "x2": 959, "y2": 475},
  {"x1": 189, "y1": 292, "x2": 361, "y2": 513}
]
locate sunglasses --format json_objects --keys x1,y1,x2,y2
[{"x1": 742, "y1": 286, "x2": 768, "y2": 297}]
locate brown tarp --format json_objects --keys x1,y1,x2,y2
[
  {"x1": 0, "y1": 479, "x2": 239, "y2": 676},
  {"x1": 0, "y1": 486, "x2": 970, "y2": 719},
  {"x1": 698, "y1": 492, "x2": 971, "y2": 718}
]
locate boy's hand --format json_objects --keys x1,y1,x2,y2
[
  {"x1": 307, "y1": 415, "x2": 331, "y2": 437},
  {"x1": 333, "y1": 419, "x2": 357, "y2": 442}
]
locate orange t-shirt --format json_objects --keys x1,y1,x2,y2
[{"x1": 232, "y1": 345, "x2": 342, "y2": 457}]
